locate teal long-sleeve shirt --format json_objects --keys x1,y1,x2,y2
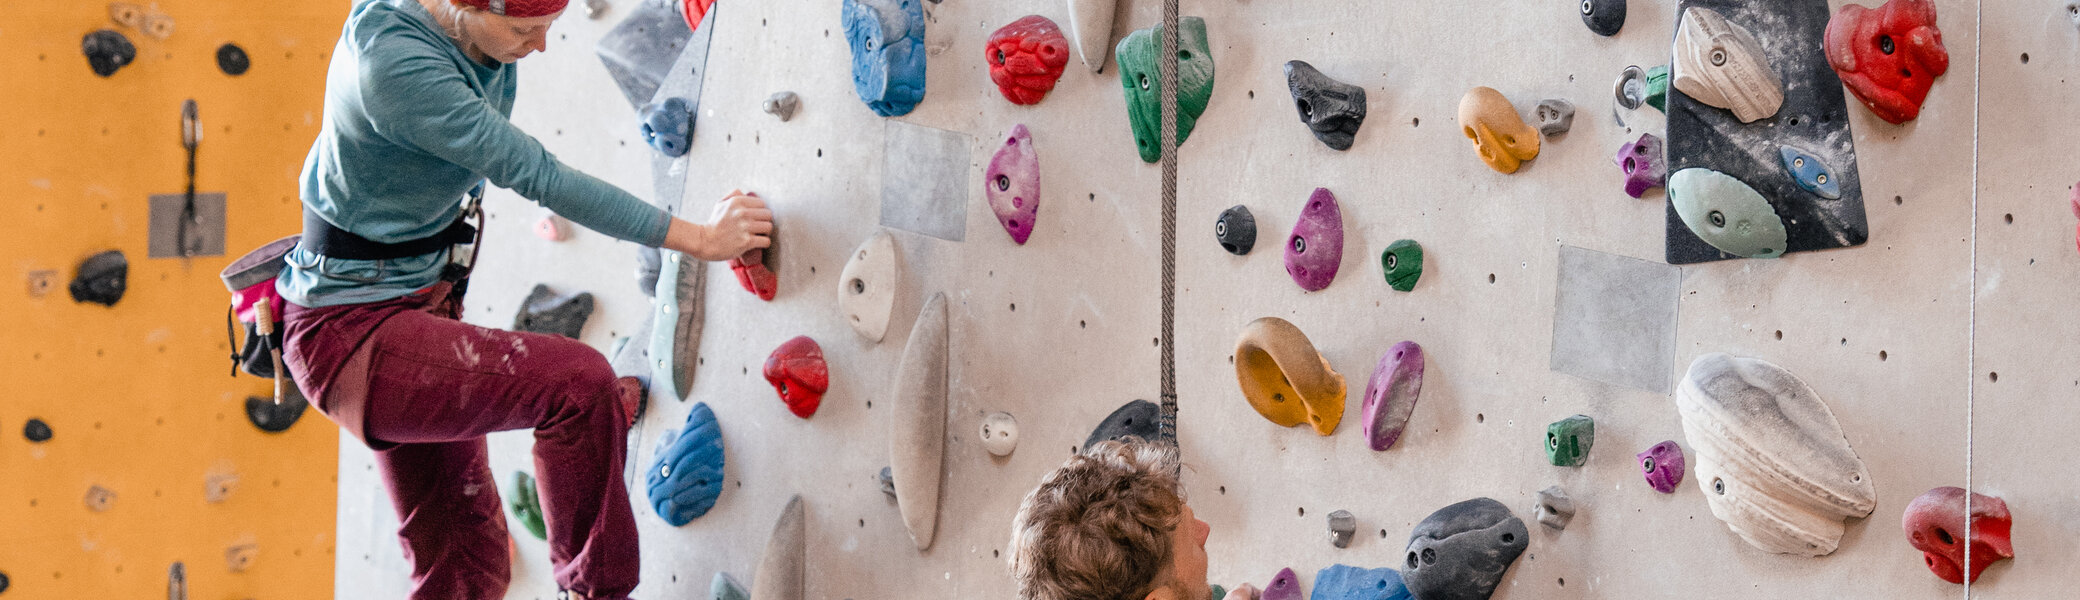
[{"x1": 280, "y1": 0, "x2": 670, "y2": 307}]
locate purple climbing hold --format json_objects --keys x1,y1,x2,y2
[
  {"x1": 985, "y1": 124, "x2": 1041, "y2": 244},
  {"x1": 1284, "y1": 188, "x2": 1345, "y2": 291},
  {"x1": 1638, "y1": 440, "x2": 1686, "y2": 493},
  {"x1": 1614, "y1": 133, "x2": 1667, "y2": 199},
  {"x1": 1263, "y1": 567, "x2": 1303, "y2": 600},
  {"x1": 1360, "y1": 341, "x2": 1425, "y2": 451}
]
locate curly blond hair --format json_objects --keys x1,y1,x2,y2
[{"x1": 1009, "y1": 439, "x2": 1184, "y2": 600}]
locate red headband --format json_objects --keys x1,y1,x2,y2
[{"x1": 456, "y1": 0, "x2": 567, "y2": 18}]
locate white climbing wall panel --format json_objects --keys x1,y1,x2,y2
[{"x1": 328, "y1": 0, "x2": 2073, "y2": 598}]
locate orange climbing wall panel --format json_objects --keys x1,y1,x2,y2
[{"x1": 1, "y1": 1, "x2": 346, "y2": 597}]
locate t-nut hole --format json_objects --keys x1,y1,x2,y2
[
  {"x1": 850, "y1": 279, "x2": 865, "y2": 294},
  {"x1": 1291, "y1": 236, "x2": 1306, "y2": 253},
  {"x1": 995, "y1": 174, "x2": 1010, "y2": 191},
  {"x1": 1712, "y1": 477, "x2": 1726, "y2": 495},
  {"x1": 1582, "y1": 0, "x2": 1593, "y2": 14},
  {"x1": 1502, "y1": 533, "x2": 1516, "y2": 544},
  {"x1": 1643, "y1": 456, "x2": 1657, "y2": 472},
  {"x1": 1708, "y1": 210, "x2": 1727, "y2": 228}
]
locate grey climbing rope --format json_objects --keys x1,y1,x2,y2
[
  {"x1": 1964, "y1": 0, "x2": 1981, "y2": 596},
  {"x1": 1156, "y1": 0, "x2": 1180, "y2": 449}
]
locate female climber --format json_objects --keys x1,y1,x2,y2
[{"x1": 277, "y1": 0, "x2": 769, "y2": 598}]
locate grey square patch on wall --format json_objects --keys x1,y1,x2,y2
[
  {"x1": 880, "y1": 121, "x2": 971, "y2": 242},
  {"x1": 148, "y1": 192, "x2": 227, "y2": 258},
  {"x1": 1550, "y1": 245, "x2": 1680, "y2": 393}
]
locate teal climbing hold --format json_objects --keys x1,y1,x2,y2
[{"x1": 1669, "y1": 168, "x2": 1788, "y2": 259}]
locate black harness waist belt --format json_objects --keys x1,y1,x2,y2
[{"x1": 301, "y1": 207, "x2": 477, "y2": 261}]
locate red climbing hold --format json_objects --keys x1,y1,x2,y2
[
  {"x1": 682, "y1": 0, "x2": 715, "y2": 30},
  {"x1": 730, "y1": 249, "x2": 777, "y2": 301},
  {"x1": 986, "y1": 16, "x2": 1070, "y2": 105},
  {"x1": 1903, "y1": 486, "x2": 2012, "y2": 584},
  {"x1": 763, "y1": 336, "x2": 829, "y2": 419},
  {"x1": 1824, "y1": 0, "x2": 1947, "y2": 124},
  {"x1": 2069, "y1": 183, "x2": 2079, "y2": 255}
]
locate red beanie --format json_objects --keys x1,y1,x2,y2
[{"x1": 456, "y1": 0, "x2": 568, "y2": 18}]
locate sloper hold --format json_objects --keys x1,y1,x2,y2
[
  {"x1": 1217, "y1": 205, "x2": 1257, "y2": 255},
  {"x1": 1361, "y1": 341, "x2": 1424, "y2": 451},
  {"x1": 1669, "y1": 168, "x2": 1788, "y2": 259},
  {"x1": 512, "y1": 284, "x2": 595, "y2": 339},
  {"x1": 83, "y1": 30, "x2": 136, "y2": 77},
  {"x1": 751, "y1": 495, "x2": 806, "y2": 600},
  {"x1": 763, "y1": 336, "x2": 829, "y2": 419},
  {"x1": 508, "y1": 471, "x2": 547, "y2": 540},
  {"x1": 1327, "y1": 509, "x2": 1356, "y2": 548},
  {"x1": 843, "y1": 0, "x2": 927, "y2": 117},
  {"x1": 1825, "y1": 0, "x2": 1947, "y2": 124},
  {"x1": 1234, "y1": 317, "x2": 1347, "y2": 435},
  {"x1": 1285, "y1": 60, "x2": 1367, "y2": 151},
  {"x1": 1614, "y1": 133, "x2": 1667, "y2": 199},
  {"x1": 1285, "y1": 188, "x2": 1345, "y2": 292},
  {"x1": 1117, "y1": 17, "x2": 1215, "y2": 163},
  {"x1": 646, "y1": 402, "x2": 726, "y2": 526},
  {"x1": 244, "y1": 388, "x2": 310, "y2": 433},
  {"x1": 640, "y1": 97, "x2": 693, "y2": 157},
  {"x1": 1084, "y1": 399, "x2": 1162, "y2": 449},
  {"x1": 1903, "y1": 486, "x2": 2012, "y2": 584},
  {"x1": 1533, "y1": 99, "x2": 1574, "y2": 137},
  {"x1": 987, "y1": 16, "x2": 1070, "y2": 105},
  {"x1": 1262, "y1": 567, "x2": 1302, "y2": 600},
  {"x1": 839, "y1": 231, "x2": 899, "y2": 342},
  {"x1": 650, "y1": 251, "x2": 706, "y2": 401},
  {"x1": 985, "y1": 124, "x2": 1042, "y2": 244},
  {"x1": 1676, "y1": 353, "x2": 1876, "y2": 555},
  {"x1": 1545, "y1": 414, "x2": 1595, "y2": 467},
  {"x1": 1399, "y1": 498, "x2": 1528, "y2": 600},
  {"x1": 24, "y1": 418, "x2": 53, "y2": 442},
  {"x1": 712, "y1": 573, "x2": 749, "y2": 600},
  {"x1": 980, "y1": 411, "x2": 1019, "y2": 457},
  {"x1": 1673, "y1": 7, "x2": 1784, "y2": 123},
  {"x1": 1581, "y1": 0, "x2": 1625, "y2": 36},
  {"x1": 1065, "y1": 0, "x2": 1116, "y2": 72},
  {"x1": 762, "y1": 91, "x2": 800, "y2": 121},
  {"x1": 1779, "y1": 145, "x2": 1842, "y2": 200},
  {"x1": 70, "y1": 250, "x2": 127, "y2": 306},
  {"x1": 1458, "y1": 87, "x2": 1540, "y2": 174},
  {"x1": 1638, "y1": 440, "x2": 1686, "y2": 493},
  {"x1": 1313, "y1": 564, "x2": 1411, "y2": 600},
  {"x1": 1534, "y1": 486, "x2": 1575, "y2": 530},
  {"x1": 890, "y1": 292, "x2": 949, "y2": 550}
]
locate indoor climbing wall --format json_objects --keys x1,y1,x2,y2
[
  {"x1": 325, "y1": 0, "x2": 2072, "y2": 598},
  {"x1": 2, "y1": 1, "x2": 346, "y2": 598}
]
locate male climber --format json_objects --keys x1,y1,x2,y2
[{"x1": 1009, "y1": 439, "x2": 1262, "y2": 600}]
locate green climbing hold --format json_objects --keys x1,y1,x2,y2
[
  {"x1": 1645, "y1": 64, "x2": 1670, "y2": 112},
  {"x1": 1115, "y1": 16, "x2": 1215, "y2": 164},
  {"x1": 710, "y1": 572, "x2": 748, "y2": 600},
  {"x1": 1669, "y1": 168, "x2": 1788, "y2": 259},
  {"x1": 508, "y1": 471, "x2": 547, "y2": 540},
  {"x1": 1381, "y1": 239, "x2": 1424, "y2": 292},
  {"x1": 1211, "y1": 584, "x2": 1226, "y2": 600},
  {"x1": 1545, "y1": 414, "x2": 1595, "y2": 467}
]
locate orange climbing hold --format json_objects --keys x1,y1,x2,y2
[{"x1": 1233, "y1": 317, "x2": 1346, "y2": 435}]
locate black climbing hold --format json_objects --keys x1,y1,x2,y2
[
  {"x1": 0, "y1": 569, "x2": 9, "y2": 593},
  {"x1": 68, "y1": 250, "x2": 127, "y2": 306},
  {"x1": 512, "y1": 284, "x2": 596, "y2": 339},
  {"x1": 1581, "y1": 0, "x2": 1625, "y2": 37},
  {"x1": 1400, "y1": 497, "x2": 1528, "y2": 600},
  {"x1": 636, "y1": 245, "x2": 662, "y2": 297},
  {"x1": 1216, "y1": 205, "x2": 1257, "y2": 256},
  {"x1": 216, "y1": 43, "x2": 250, "y2": 76},
  {"x1": 23, "y1": 419, "x2": 51, "y2": 443},
  {"x1": 1083, "y1": 399, "x2": 1164, "y2": 450},
  {"x1": 1284, "y1": 60, "x2": 1367, "y2": 151},
  {"x1": 245, "y1": 388, "x2": 310, "y2": 434},
  {"x1": 82, "y1": 29, "x2": 136, "y2": 77}
]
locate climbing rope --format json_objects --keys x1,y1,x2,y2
[
  {"x1": 1964, "y1": 0, "x2": 1981, "y2": 596},
  {"x1": 1156, "y1": 0, "x2": 1181, "y2": 450}
]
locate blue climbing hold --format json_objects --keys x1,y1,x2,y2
[
  {"x1": 1313, "y1": 564, "x2": 1412, "y2": 600},
  {"x1": 640, "y1": 97, "x2": 694, "y2": 157},
  {"x1": 1778, "y1": 145, "x2": 1841, "y2": 200},
  {"x1": 842, "y1": 0, "x2": 927, "y2": 117},
  {"x1": 646, "y1": 402, "x2": 725, "y2": 526}
]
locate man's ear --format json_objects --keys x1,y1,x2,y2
[{"x1": 1143, "y1": 586, "x2": 1177, "y2": 600}]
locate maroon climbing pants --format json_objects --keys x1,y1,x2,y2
[{"x1": 282, "y1": 282, "x2": 639, "y2": 600}]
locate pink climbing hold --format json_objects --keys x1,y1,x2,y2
[
  {"x1": 763, "y1": 336, "x2": 829, "y2": 419},
  {"x1": 1637, "y1": 440, "x2": 1686, "y2": 493},
  {"x1": 1615, "y1": 133, "x2": 1666, "y2": 199},
  {"x1": 533, "y1": 215, "x2": 570, "y2": 241},
  {"x1": 1360, "y1": 341, "x2": 1424, "y2": 452},
  {"x1": 1284, "y1": 188, "x2": 1345, "y2": 292},
  {"x1": 1262, "y1": 567, "x2": 1302, "y2": 600},
  {"x1": 985, "y1": 124, "x2": 1041, "y2": 244}
]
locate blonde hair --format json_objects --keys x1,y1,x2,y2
[
  {"x1": 1009, "y1": 439, "x2": 1184, "y2": 600},
  {"x1": 417, "y1": 0, "x2": 481, "y2": 44}
]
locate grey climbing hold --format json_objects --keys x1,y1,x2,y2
[
  {"x1": 594, "y1": 0, "x2": 694, "y2": 109},
  {"x1": 980, "y1": 411, "x2": 1018, "y2": 457},
  {"x1": 69, "y1": 250, "x2": 127, "y2": 306},
  {"x1": 763, "y1": 92, "x2": 800, "y2": 121},
  {"x1": 1216, "y1": 205, "x2": 1256, "y2": 256},
  {"x1": 1581, "y1": 0, "x2": 1625, "y2": 37},
  {"x1": 1284, "y1": 60, "x2": 1367, "y2": 151},
  {"x1": 750, "y1": 495, "x2": 805, "y2": 600},
  {"x1": 585, "y1": 0, "x2": 610, "y2": 19},
  {"x1": 636, "y1": 246, "x2": 662, "y2": 297},
  {"x1": 513, "y1": 284, "x2": 596, "y2": 339},
  {"x1": 84, "y1": 485, "x2": 116, "y2": 512},
  {"x1": 245, "y1": 388, "x2": 310, "y2": 434},
  {"x1": 1328, "y1": 509, "x2": 1356, "y2": 548},
  {"x1": 1534, "y1": 99, "x2": 1575, "y2": 137},
  {"x1": 1083, "y1": 399, "x2": 1164, "y2": 450},
  {"x1": 1534, "y1": 486, "x2": 1575, "y2": 530},
  {"x1": 877, "y1": 466, "x2": 896, "y2": 500},
  {"x1": 1400, "y1": 498, "x2": 1528, "y2": 600},
  {"x1": 712, "y1": 572, "x2": 748, "y2": 600},
  {"x1": 83, "y1": 30, "x2": 136, "y2": 77},
  {"x1": 23, "y1": 418, "x2": 51, "y2": 443},
  {"x1": 225, "y1": 544, "x2": 255, "y2": 573}
]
